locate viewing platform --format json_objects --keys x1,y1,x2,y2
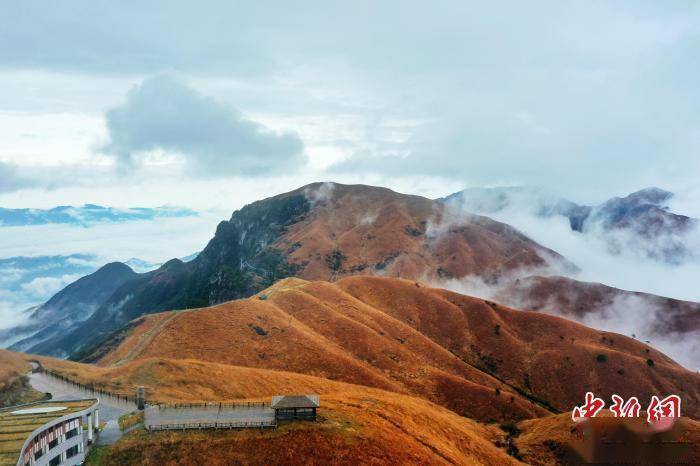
[{"x1": 144, "y1": 395, "x2": 320, "y2": 431}]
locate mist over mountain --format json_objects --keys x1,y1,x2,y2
[
  {"x1": 2, "y1": 182, "x2": 699, "y2": 460},
  {"x1": 443, "y1": 187, "x2": 698, "y2": 265},
  {"x1": 26, "y1": 182, "x2": 571, "y2": 359},
  {"x1": 443, "y1": 274, "x2": 700, "y2": 371},
  {"x1": 124, "y1": 252, "x2": 199, "y2": 273},
  {"x1": 0, "y1": 254, "x2": 98, "y2": 334},
  {"x1": 11, "y1": 182, "x2": 698, "y2": 373},
  {"x1": 6, "y1": 262, "x2": 138, "y2": 356},
  {"x1": 3, "y1": 3, "x2": 700, "y2": 463},
  {"x1": 438, "y1": 186, "x2": 700, "y2": 369}
]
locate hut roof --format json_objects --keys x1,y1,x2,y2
[{"x1": 271, "y1": 394, "x2": 320, "y2": 409}]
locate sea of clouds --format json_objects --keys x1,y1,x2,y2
[
  {"x1": 436, "y1": 188, "x2": 700, "y2": 371},
  {"x1": 0, "y1": 210, "x2": 225, "y2": 330}
]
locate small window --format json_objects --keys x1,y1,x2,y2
[{"x1": 66, "y1": 444, "x2": 80, "y2": 458}]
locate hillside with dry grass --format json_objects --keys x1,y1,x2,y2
[
  {"x1": 92, "y1": 388, "x2": 521, "y2": 466},
  {"x1": 514, "y1": 411, "x2": 700, "y2": 465},
  {"x1": 6, "y1": 274, "x2": 700, "y2": 464},
  {"x1": 494, "y1": 275, "x2": 700, "y2": 358},
  {"x1": 78, "y1": 276, "x2": 700, "y2": 423},
  {"x1": 32, "y1": 182, "x2": 574, "y2": 360},
  {"x1": 274, "y1": 183, "x2": 569, "y2": 282},
  {"x1": 23, "y1": 354, "x2": 522, "y2": 464},
  {"x1": 0, "y1": 350, "x2": 31, "y2": 385},
  {"x1": 0, "y1": 349, "x2": 45, "y2": 407},
  {"x1": 23, "y1": 345, "x2": 700, "y2": 464},
  {"x1": 9, "y1": 275, "x2": 700, "y2": 465},
  {"x1": 4, "y1": 352, "x2": 521, "y2": 464}
]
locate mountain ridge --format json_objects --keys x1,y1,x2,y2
[
  {"x1": 29, "y1": 182, "x2": 570, "y2": 359},
  {"x1": 442, "y1": 186, "x2": 698, "y2": 264},
  {"x1": 7, "y1": 262, "x2": 138, "y2": 356},
  {"x1": 83, "y1": 275, "x2": 700, "y2": 421}
]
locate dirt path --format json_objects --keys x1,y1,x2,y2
[{"x1": 114, "y1": 312, "x2": 181, "y2": 365}]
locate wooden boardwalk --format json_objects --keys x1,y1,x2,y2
[{"x1": 144, "y1": 403, "x2": 276, "y2": 430}]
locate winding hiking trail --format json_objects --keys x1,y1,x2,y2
[{"x1": 114, "y1": 312, "x2": 181, "y2": 365}]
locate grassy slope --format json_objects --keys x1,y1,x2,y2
[
  {"x1": 89, "y1": 276, "x2": 700, "y2": 422},
  {"x1": 31, "y1": 355, "x2": 519, "y2": 465},
  {"x1": 276, "y1": 183, "x2": 559, "y2": 282},
  {"x1": 27, "y1": 354, "x2": 700, "y2": 465},
  {"x1": 514, "y1": 411, "x2": 700, "y2": 465},
  {"x1": 91, "y1": 390, "x2": 520, "y2": 466},
  {"x1": 0, "y1": 349, "x2": 31, "y2": 384},
  {"x1": 93, "y1": 278, "x2": 548, "y2": 422},
  {"x1": 0, "y1": 349, "x2": 45, "y2": 407},
  {"x1": 14, "y1": 275, "x2": 700, "y2": 464}
]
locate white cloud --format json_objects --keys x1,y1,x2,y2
[
  {"x1": 0, "y1": 213, "x2": 224, "y2": 265},
  {"x1": 98, "y1": 75, "x2": 306, "y2": 177},
  {"x1": 20, "y1": 274, "x2": 83, "y2": 300},
  {"x1": 0, "y1": 300, "x2": 31, "y2": 330},
  {"x1": 576, "y1": 293, "x2": 700, "y2": 372}
]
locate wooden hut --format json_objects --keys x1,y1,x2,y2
[{"x1": 271, "y1": 395, "x2": 320, "y2": 421}]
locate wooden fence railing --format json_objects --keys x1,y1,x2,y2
[
  {"x1": 39, "y1": 368, "x2": 151, "y2": 405},
  {"x1": 146, "y1": 419, "x2": 277, "y2": 431},
  {"x1": 39, "y1": 365, "x2": 281, "y2": 431},
  {"x1": 153, "y1": 401, "x2": 270, "y2": 409},
  {"x1": 39, "y1": 368, "x2": 272, "y2": 412}
]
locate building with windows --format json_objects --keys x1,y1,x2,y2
[
  {"x1": 0, "y1": 399, "x2": 99, "y2": 466},
  {"x1": 271, "y1": 394, "x2": 319, "y2": 421}
]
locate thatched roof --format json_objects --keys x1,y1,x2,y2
[{"x1": 271, "y1": 394, "x2": 320, "y2": 409}]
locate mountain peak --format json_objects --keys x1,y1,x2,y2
[
  {"x1": 98, "y1": 261, "x2": 135, "y2": 274},
  {"x1": 625, "y1": 187, "x2": 673, "y2": 205}
]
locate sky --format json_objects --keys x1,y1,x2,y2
[{"x1": 0, "y1": 1, "x2": 699, "y2": 211}]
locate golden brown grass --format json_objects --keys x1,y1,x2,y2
[
  {"x1": 33, "y1": 356, "x2": 365, "y2": 402},
  {"x1": 27, "y1": 354, "x2": 525, "y2": 464},
  {"x1": 515, "y1": 411, "x2": 700, "y2": 465},
  {"x1": 272, "y1": 183, "x2": 555, "y2": 282},
  {"x1": 90, "y1": 390, "x2": 521, "y2": 465},
  {"x1": 0, "y1": 350, "x2": 31, "y2": 388},
  {"x1": 11, "y1": 273, "x2": 700, "y2": 464},
  {"x1": 88, "y1": 276, "x2": 700, "y2": 423},
  {"x1": 0, "y1": 350, "x2": 45, "y2": 407},
  {"x1": 118, "y1": 411, "x2": 143, "y2": 431}
]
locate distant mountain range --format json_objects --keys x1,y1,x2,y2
[
  {"x1": 6, "y1": 262, "x2": 139, "y2": 355},
  {"x1": 5, "y1": 184, "x2": 699, "y2": 464},
  {"x1": 442, "y1": 186, "x2": 698, "y2": 264},
  {"x1": 0, "y1": 254, "x2": 98, "y2": 346},
  {"x1": 1, "y1": 252, "x2": 200, "y2": 355},
  {"x1": 15, "y1": 183, "x2": 572, "y2": 359},
  {"x1": 490, "y1": 274, "x2": 700, "y2": 369},
  {"x1": 124, "y1": 252, "x2": 199, "y2": 273},
  {"x1": 4, "y1": 182, "x2": 699, "y2": 370},
  {"x1": 0, "y1": 204, "x2": 197, "y2": 227}
]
